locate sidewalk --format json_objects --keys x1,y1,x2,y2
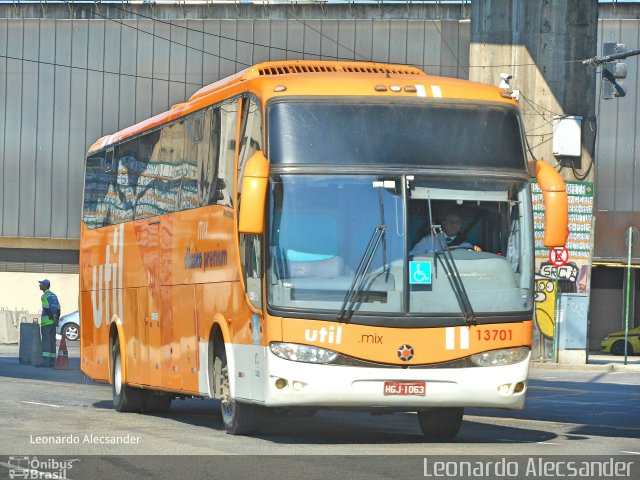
[{"x1": 531, "y1": 351, "x2": 640, "y2": 372}]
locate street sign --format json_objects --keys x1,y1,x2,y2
[
  {"x1": 409, "y1": 261, "x2": 432, "y2": 285},
  {"x1": 549, "y1": 246, "x2": 569, "y2": 267}
]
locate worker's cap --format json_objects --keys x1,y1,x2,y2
[{"x1": 38, "y1": 279, "x2": 50, "y2": 288}]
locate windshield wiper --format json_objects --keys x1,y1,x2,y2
[
  {"x1": 378, "y1": 188, "x2": 390, "y2": 280},
  {"x1": 433, "y1": 225, "x2": 477, "y2": 326},
  {"x1": 337, "y1": 224, "x2": 386, "y2": 323},
  {"x1": 426, "y1": 196, "x2": 476, "y2": 326}
]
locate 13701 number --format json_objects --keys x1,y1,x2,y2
[{"x1": 477, "y1": 329, "x2": 513, "y2": 341}]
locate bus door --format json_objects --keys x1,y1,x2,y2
[
  {"x1": 133, "y1": 218, "x2": 163, "y2": 388},
  {"x1": 240, "y1": 233, "x2": 265, "y2": 401},
  {"x1": 170, "y1": 283, "x2": 199, "y2": 392}
]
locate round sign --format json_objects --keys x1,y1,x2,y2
[{"x1": 548, "y1": 246, "x2": 569, "y2": 267}]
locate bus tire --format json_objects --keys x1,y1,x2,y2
[
  {"x1": 112, "y1": 341, "x2": 145, "y2": 413},
  {"x1": 215, "y1": 346, "x2": 261, "y2": 435},
  {"x1": 273, "y1": 407, "x2": 317, "y2": 418},
  {"x1": 144, "y1": 392, "x2": 172, "y2": 413},
  {"x1": 417, "y1": 407, "x2": 463, "y2": 440}
]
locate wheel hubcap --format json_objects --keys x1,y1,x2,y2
[
  {"x1": 114, "y1": 354, "x2": 122, "y2": 396},
  {"x1": 66, "y1": 326, "x2": 79, "y2": 340},
  {"x1": 220, "y1": 364, "x2": 234, "y2": 419}
]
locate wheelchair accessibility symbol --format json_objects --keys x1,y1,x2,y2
[{"x1": 410, "y1": 261, "x2": 432, "y2": 285}]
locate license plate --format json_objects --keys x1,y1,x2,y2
[{"x1": 383, "y1": 381, "x2": 426, "y2": 396}]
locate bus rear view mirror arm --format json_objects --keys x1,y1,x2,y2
[{"x1": 239, "y1": 151, "x2": 270, "y2": 234}]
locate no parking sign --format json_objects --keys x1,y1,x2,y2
[{"x1": 549, "y1": 246, "x2": 569, "y2": 267}]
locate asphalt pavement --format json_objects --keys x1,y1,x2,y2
[{"x1": 0, "y1": 340, "x2": 639, "y2": 480}]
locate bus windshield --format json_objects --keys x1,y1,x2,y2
[
  {"x1": 267, "y1": 101, "x2": 526, "y2": 170},
  {"x1": 267, "y1": 175, "x2": 533, "y2": 320}
]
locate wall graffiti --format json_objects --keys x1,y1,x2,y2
[{"x1": 531, "y1": 180, "x2": 594, "y2": 360}]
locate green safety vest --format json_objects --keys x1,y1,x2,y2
[{"x1": 41, "y1": 290, "x2": 60, "y2": 326}]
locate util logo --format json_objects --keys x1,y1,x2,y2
[
  {"x1": 304, "y1": 325, "x2": 343, "y2": 345},
  {"x1": 91, "y1": 224, "x2": 124, "y2": 328}
]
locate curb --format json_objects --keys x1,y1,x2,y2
[
  {"x1": 531, "y1": 362, "x2": 640, "y2": 372},
  {"x1": 611, "y1": 364, "x2": 640, "y2": 372}
]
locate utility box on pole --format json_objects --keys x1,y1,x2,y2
[{"x1": 557, "y1": 294, "x2": 589, "y2": 364}]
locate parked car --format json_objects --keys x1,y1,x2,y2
[
  {"x1": 600, "y1": 326, "x2": 640, "y2": 355},
  {"x1": 56, "y1": 310, "x2": 80, "y2": 341}
]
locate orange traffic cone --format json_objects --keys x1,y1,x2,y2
[{"x1": 54, "y1": 336, "x2": 70, "y2": 370}]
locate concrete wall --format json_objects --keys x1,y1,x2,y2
[
  {"x1": 0, "y1": 3, "x2": 470, "y2": 243},
  {"x1": 0, "y1": 272, "x2": 79, "y2": 316},
  {"x1": 469, "y1": 0, "x2": 598, "y2": 184}
]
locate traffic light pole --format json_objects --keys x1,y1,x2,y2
[
  {"x1": 583, "y1": 46, "x2": 639, "y2": 99},
  {"x1": 582, "y1": 48, "x2": 640, "y2": 66}
]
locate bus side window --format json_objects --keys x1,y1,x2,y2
[
  {"x1": 83, "y1": 152, "x2": 108, "y2": 229},
  {"x1": 197, "y1": 107, "x2": 218, "y2": 207},
  {"x1": 241, "y1": 234, "x2": 262, "y2": 309},
  {"x1": 196, "y1": 99, "x2": 238, "y2": 208},
  {"x1": 109, "y1": 140, "x2": 139, "y2": 224},
  {"x1": 238, "y1": 95, "x2": 264, "y2": 309},
  {"x1": 238, "y1": 95, "x2": 263, "y2": 188},
  {"x1": 180, "y1": 111, "x2": 205, "y2": 211},
  {"x1": 215, "y1": 99, "x2": 238, "y2": 207},
  {"x1": 134, "y1": 126, "x2": 176, "y2": 220}
]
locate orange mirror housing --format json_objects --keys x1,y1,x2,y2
[
  {"x1": 535, "y1": 160, "x2": 568, "y2": 247},
  {"x1": 238, "y1": 151, "x2": 270, "y2": 234}
]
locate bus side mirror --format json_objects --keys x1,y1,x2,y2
[
  {"x1": 535, "y1": 160, "x2": 568, "y2": 247},
  {"x1": 239, "y1": 151, "x2": 270, "y2": 234}
]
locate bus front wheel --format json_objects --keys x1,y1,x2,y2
[
  {"x1": 112, "y1": 342, "x2": 146, "y2": 412},
  {"x1": 215, "y1": 347, "x2": 261, "y2": 435},
  {"x1": 417, "y1": 407, "x2": 463, "y2": 440}
]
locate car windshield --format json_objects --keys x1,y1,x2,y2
[{"x1": 266, "y1": 174, "x2": 533, "y2": 319}]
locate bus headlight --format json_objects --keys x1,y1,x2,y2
[
  {"x1": 270, "y1": 342, "x2": 338, "y2": 364},
  {"x1": 470, "y1": 347, "x2": 529, "y2": 367}
]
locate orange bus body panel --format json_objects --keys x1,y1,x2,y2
[
  {"x1": 279, "y1": 318, "x2": 533, "y2": 364},
  {"x1": 80, "y1": 205, "x2": 248, "y2": 394}
]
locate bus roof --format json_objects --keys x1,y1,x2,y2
[{"x1": 87, "y1": 60, "x2": 517, "y2": 154}]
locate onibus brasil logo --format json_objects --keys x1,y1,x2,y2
[{"x1": 8, "y1": 456, "x2": 76, "y2": 479}]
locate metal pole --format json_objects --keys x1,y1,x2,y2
[
  {"x1": 554, "y1": 267, "x2": 560, "y2": 363},
  {"x1": 624, "y1": 226, "x2": 632, "y2": 365}
]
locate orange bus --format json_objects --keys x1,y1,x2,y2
[{"x1": 80, "y1": 60, "x2": 567, "y2": 438}]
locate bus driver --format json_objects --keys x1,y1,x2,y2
[{"x1": 410, "y1": 211, "x2": 482, "y2": 255}]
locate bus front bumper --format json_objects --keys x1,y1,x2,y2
[{"x1": 263, "y1": 350, "x2": 530, "y2": 410}]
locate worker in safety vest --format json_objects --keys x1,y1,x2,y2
[{"x1": 36, "y1": 279, "x2": 60, "y2": 368}]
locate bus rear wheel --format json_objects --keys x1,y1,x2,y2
[
  {"x1": 215, "y1": 347, "x2": 261, "y2": 435},
  {"x1": 417, "y1": 407, "x2": 463, "y2": 440},
  {"x1": 112, "y1": 342, "x2": 146, "y2": 412}
]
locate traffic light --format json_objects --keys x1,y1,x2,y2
[{"x1": 601, "y1": 43, "x2": 627, "y2": 99}]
